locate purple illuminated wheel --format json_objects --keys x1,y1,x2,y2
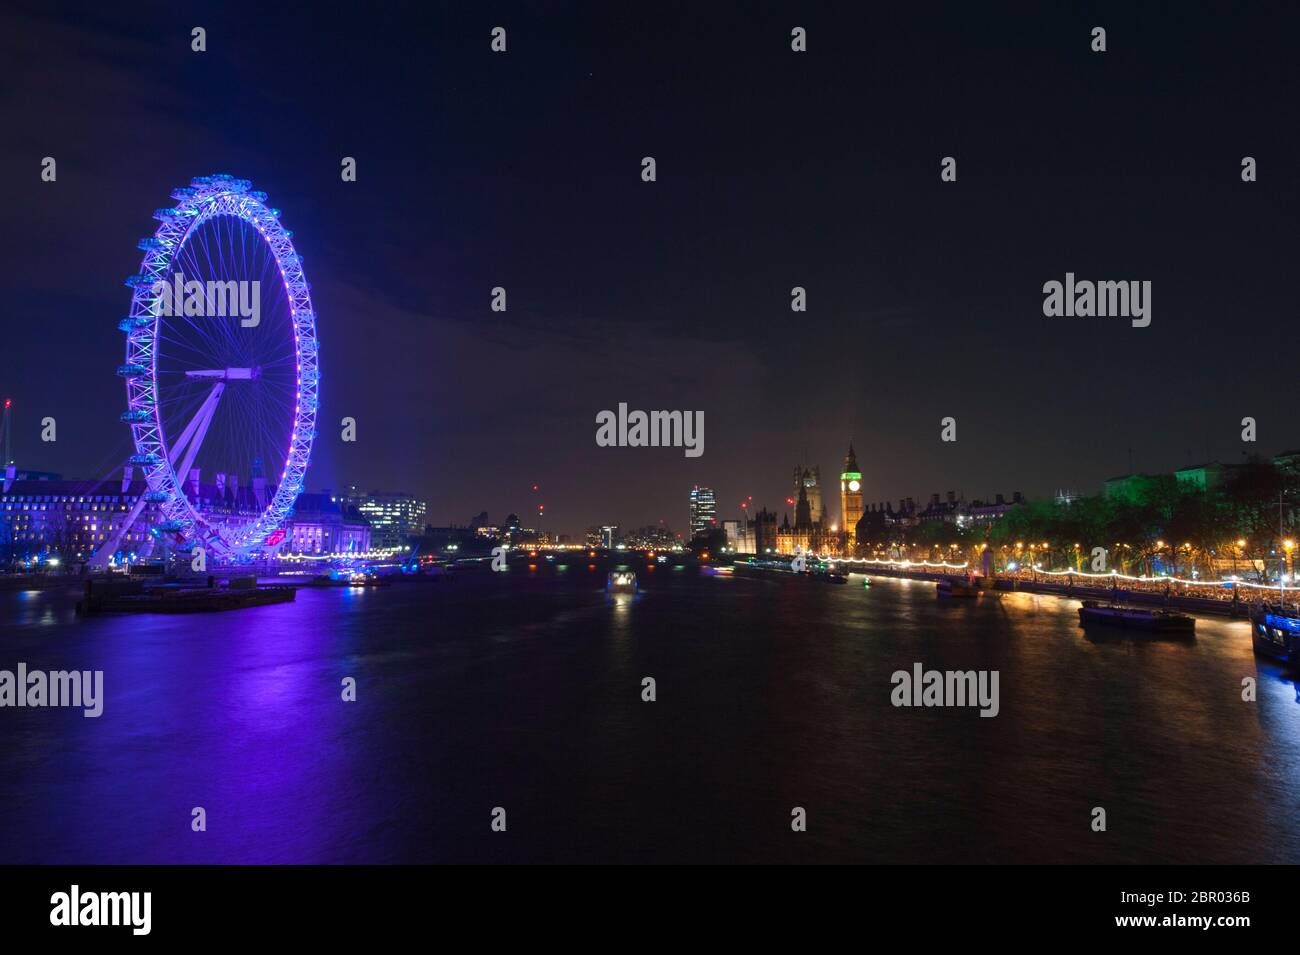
[{"x1": 116, "y1": 174, "x2": 319, "y2": 560}]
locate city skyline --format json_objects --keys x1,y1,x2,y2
[
  {"x1": 2, "y1": 5, "x2": 1297, "y2": 542},
  {"x1": 5, "y1": 0, "x2": 1300, "y2": 902},
  {"x1": 10, "y1": 398, "x2": 1300, "y2": 544}
]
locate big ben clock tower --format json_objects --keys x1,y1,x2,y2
[{"x1": 840, "y1": 443, "x2": 864, "y2": 545}]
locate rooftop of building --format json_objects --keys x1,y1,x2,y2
[
  {"x1": 3, "y1": 479, "x2": 368, "y2": 523},
  {"x1": 3, "y1": 478, "x2": 154, "y2": 498}
]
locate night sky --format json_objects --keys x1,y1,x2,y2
[{"x1": 2, "y1": 2, "x2": 1298, "y2": 538}]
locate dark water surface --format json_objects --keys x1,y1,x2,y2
[{"x1": 2, "y1": 569, "x2": 1299, "y2": 863}]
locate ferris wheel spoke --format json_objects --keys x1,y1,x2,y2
[
  {"x1": 252, "y1": 353, "x2": 299, "y2": 372},
  {"x1": 156, "y1": 331, "x2": 223, "y2": 368},
  {"x1": 176, "y1": 219, "x2": 261, "y2": 358}
]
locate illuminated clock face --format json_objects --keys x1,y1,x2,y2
[{"x1": 848, "y1": 480, "x2": 860, "y2": 492}]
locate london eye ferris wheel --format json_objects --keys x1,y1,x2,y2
[{"x1": 94, "y1": 174, "x2": 319, "y2": 565}]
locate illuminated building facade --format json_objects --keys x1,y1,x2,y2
[
  {"x1": 963, "y1": 493, "x2": 1023, "y2": 527},
  {"x1": 722, "y1": 518, "x2": 755, "y2": 554},
  {"x1": 1103, "y1": 473, "x2": 1160, "y2": 504},
  {"x1": 0, "y1": 476, "x2": 164, "y2": 562},
  {"x1": 288, "y1": 492, "x2": 371, "y2": 554},
  {"x1": 623, "y1": 523, "x2": 676, "y2": 549},
  {"x1": 775, "y1": 514, "x2": 841, "y2": 556},
  {"x1": 1, "y1": 470, "x2": 371, "y2": 563},
  {"x1": 918, "y1": 491, "x2": 962, "y2": 524},
  {"x1": 840, "y1": 443, "x2": 863, "y2": 546},
  {"x1": 688, "y1": 485, "x2": 717, "y2": 539},
  {"x1": 776, "y1": 481, "x2": 841, "y2": 556},
  {"x1": 352, "y1": 491, "x2": 427, "y2": 550}
]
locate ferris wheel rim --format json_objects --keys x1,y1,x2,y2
[{"x1": 120, "y1": 174, "x2": 319, "y2": 558}]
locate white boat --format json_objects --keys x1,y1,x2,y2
[{"x1": 606, "y1": 571, "x2": 637, "y2": 593}]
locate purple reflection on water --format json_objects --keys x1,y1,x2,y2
[
  {"x1": 0, "y1": 587, "x2": 373, "y2": 863},
  {"x1": 5, "y1": 573, "x2": 1300, "y2": 863}
]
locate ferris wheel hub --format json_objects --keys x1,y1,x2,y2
[{"x1": 184, "y1": 367, "x2": 262, "y2": 381}]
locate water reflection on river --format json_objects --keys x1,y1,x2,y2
[{"x1": 1, "y1": 570, "x2": 1297, "y2": 863}]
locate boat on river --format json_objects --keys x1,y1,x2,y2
[
  {"x1": 1247, "y1": 499, "x2": 1300, "y2": 661},
  {"x1": 812, "y1": 570, "x2": 848, "y2": 584},
  {"x1": 937, "y1": 575, "x2": 997, "y2": 598},
  {"x1": 1250, "y1": 604, "x2": 1300, "y2": 663},
  {"x1": 607, "y1": 571, "x2": 638, "y2": 593},
  {"x1": 937, "y1": 577, "x2": 977, "y2": 598},
  {"x1": 1077, "y1": 600, "x2": 1195, "y2": 633}
]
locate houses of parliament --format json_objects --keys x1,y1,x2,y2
[{"x1": 774, "y1": 444, "x2": 864, "y2": 556}]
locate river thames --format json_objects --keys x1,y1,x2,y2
[{"x1": 2, "y1": 568, "x2": 1299, "y2": 864}]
